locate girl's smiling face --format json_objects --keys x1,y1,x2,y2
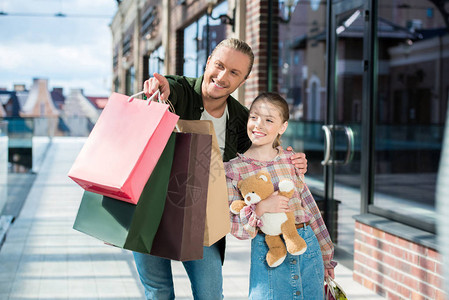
[{"x1": 247, "y1": 100, "x2": 288, "y2": 147}]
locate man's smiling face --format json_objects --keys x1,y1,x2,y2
[{"x1": 201, "y1": 46, "x2": 250, "y2": 102}]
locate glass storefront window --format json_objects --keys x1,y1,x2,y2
[
  {"x1": 373, "y1": 0, "x2": 449, "y2": 231},
  {"x1": 278, "y1": 1, "x2": 328, "y2": 191},
  {"x1": 148, "y1": 45, "x2": 165, "y2": 76},
  {"x1": 125, "y1": 66, "x2": 135, "y2": 95},
  {"x1": 280, "y1": 0, "x2": 448, "y2": 256},
  {"x1": 182, "y1": 1, "x2": 228, "y2": 77}
]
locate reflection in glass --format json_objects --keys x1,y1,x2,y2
[
  {"x1": 278, "y1": 0, "x2": 327, "y2": 182},
  {"x1": 279, "y1": 0, "x2": 364, "y2": 255},
  {"x1": 125, "y1": 66, "x2": 135, "y2": 95},
  {"x1": 182, "y1": 1, "x2": 228, "y2": 77},
  {"x1": 148, "y1": 45, "x2": 165, "y2": 76},
  {"x1": 374, "y1": 0, "x2": 448, "y2": 230}
]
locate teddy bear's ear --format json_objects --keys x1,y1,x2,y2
[
  {"x1": 237, "y1": 180, "x2": 243, "y2": 189},
  {"x1": 258, "y1": 174, "x2": 269, "y2": 182},
  {"x1": 257, "y1": 171, "x2": 271, "y2": 182}
]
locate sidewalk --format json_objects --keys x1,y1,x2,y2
[{"x1": 0, "y1": 137, "x2": 385, "y2": 299}]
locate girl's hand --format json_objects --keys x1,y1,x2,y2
[
  {"x1": 143, "y1": 73, "x2": 171, "y2": 101},
  {"x1": 255, "y1": 191, "x2": 290, "y2": 217},
  {"x1": 286, "y1": 147, "x2": 308, "y2": 175},
  {"x1": 325, "y1": 268, "x2": 335, "y2": 279}
]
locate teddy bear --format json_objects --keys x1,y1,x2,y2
[{"x1": 230, "y1": 171, "x2": 307, "y2": 267}]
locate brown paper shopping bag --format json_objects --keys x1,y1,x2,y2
[{"x1": 176, "y1": 119, "x2": 231, "y2": 246}]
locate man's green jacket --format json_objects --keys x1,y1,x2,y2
[{"x1": 166, "y1": 75, "x2": 251, "y2": 162}]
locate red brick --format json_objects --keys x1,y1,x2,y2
[
  {"x1": 403, "y1": 273, "x2": 420, "y2": 290},
  {"x1": 378, "y1": 239, "x2": 389, "y2": 252},
  {"x1": 411, "y1": 243, "x2": 427, "y2": 255},
  {"x1": 419, "y1": 256, "x2": 436, "y2": 272},
  {"x1": 354, "y1": 230, "x2": 364, "y2": 241},
  {"x1": 434, "y1": 288, "x2": 448, "y2": 300},
  {"x1": 353, "y1": 272, "x2": 363, "y2": 284},
  {"x1": 384, "y1": 276, "x2": 397, "y2": 290},
  {"x1": 390, "y1": 244, "x2": 405, "y2": 259},
  {"x1": 419, "y1": 281, "x2": 436, "y2": 298},
  {"x1": 386, "y1": 291, "x2": 402, "y2": 300},
  {"x1": 373, "y1": 227, "x2": 385, "y2": 239},
  {"x1": 374, "y1": 248, "x2": 385, "y2": 262},
  {"x1": 354, "y1": 251, "x2": 363, "y2": 262},
  {"x1": 364, "y1": 279, "x2": 375, "y2": 290},
  {"x1": 385, "y1": 233, "x2": 398, "y2": 244},
  {"x1": 426, "y1": 273, "x2": 444, "y2": 290},
  {"x1": 397, "y1": 284, "x2": 412, "y2": 298},
  {"x1": 382, "y1": 253, "x2": 396, "y2": 268},
  {"x1": 397, "y1": 237, "x2": 413, "y2": 250},
  {"x1": 389, "y1": 268, "x2": 404, "y2": 282},
  {"x1": 375, "y1": 284, "x2": 387, "y2": 297},
  {"x1": 397, "y1": 258, "x2": 413, "y2": 274},
  {"x1": 411, "y1": 265, "x2": 427, "y2": 279},
  {"x1": 411, "y1": 291, "x2": 425, "y2": 300},
  {"x1": 361, "y1": 223, "x2": 373, "y2": 234},
  {"x1": 428, "y1": 248, "x2": 440, "y2": 260},
  {"x1": 404, "y1": 250, "x2": 420, "y2": 264}
]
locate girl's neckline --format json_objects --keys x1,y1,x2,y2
[{"x1": 240, "y1": 147, "x2": 283, "y2": 163}]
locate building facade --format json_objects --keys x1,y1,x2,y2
[{"x1": 110, "y1": 0, "x2": 449, "y2": 298}]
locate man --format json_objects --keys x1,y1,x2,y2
[{"x1": 134, "y1": 38, "x2": 308, "y2": 299}]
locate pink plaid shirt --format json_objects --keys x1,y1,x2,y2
[{"x1": 224, "y1": 148, "x2": 337, "y2": 269}]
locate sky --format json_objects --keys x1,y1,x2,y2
[{"x1": 0, "y1": 0, "x2": 118, "y2": 96}]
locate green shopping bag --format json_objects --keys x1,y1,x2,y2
[{"x1": 73, "y1": 133, "x2": 176, "y2": 253}]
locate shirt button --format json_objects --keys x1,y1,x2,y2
[
  {"x1": 293, "y1": 275, "x2": 299, "y2": 279},
  {"x1": 291, "y1": 259, "x2": 297, "y2": 264},
  {"x1": 295, "y1": 291, "x2": 301, "y2": 295}
]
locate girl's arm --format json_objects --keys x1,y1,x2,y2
[
  {"x1": 255, "y1": 192, "x2": 290, "y2": 217},
  {"x1": 298, "y1": 176, "x2": 337, "y2": 271}
]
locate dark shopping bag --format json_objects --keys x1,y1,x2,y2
[
  {"x1": 73, "y1": 134, "x2": 176, "y2": 253},
  {"x1": 150, "y1": 131, "x2": 212, "y2": 261}
]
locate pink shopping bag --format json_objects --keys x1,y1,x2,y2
[{"x1": 68, "y1": 92, "x2": 179, "y2": 204}]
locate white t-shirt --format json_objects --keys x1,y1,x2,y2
[{"x1": 200, "y1": 105, "x2": 228, "y2": 158}]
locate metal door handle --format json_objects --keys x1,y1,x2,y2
[
  {"x1": 340, "y1": 125, "x2": 354, "y2": 165},
  {"x1": 321, "y1": 125, "x2": 354, "y2": 166},
  {"x1": 321, "y1": 125, "x2": 332, "y2": 165}
]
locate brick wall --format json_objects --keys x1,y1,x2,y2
[
  {"x1": 243, "y1": 0, "x2": 280, "y2": 106},
  {"x1": 354, "y1": 221, "x2": 447, "y2": 299},
  {"x1": 244, "y1": 0, "x2": 268, "y2": 105}
]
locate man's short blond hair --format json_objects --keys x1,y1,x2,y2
[{"x1": 210, "y1": 38, "x2": 254, "y2": 79}]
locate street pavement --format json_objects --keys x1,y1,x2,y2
[{"x1": 0, "y1": 137, "x2": 385, "y2": 299}]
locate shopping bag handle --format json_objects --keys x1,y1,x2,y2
[
  {"x1": 128, "y1": 90, "x2": 180, "y2": 132},
  {"x1": 128, "y1": 90, "x2": 160, "y2": 104},
  {"x1": 325, "y1": 276, "x2": 347, "y2": 300},
  {"x1": 128, "y1": 90, "x2": 176, "y2": 110}
]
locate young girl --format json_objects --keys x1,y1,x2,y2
[{"x1": 224, "y1": 92, "x2": 336, "y2": 299}]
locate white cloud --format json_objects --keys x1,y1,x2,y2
[{"x1": 0, "y1": 0, "x2": 116, "y2": 95}]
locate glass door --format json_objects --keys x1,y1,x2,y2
[
  {"x1": 325, "y1": 0, "x2": 366, "y2": 256},
  {"x1": 278, "y1": 0, "x2": 330, "y2": 198},
  {"x1": 278, "y1": 0, "x2": 366, "y2": 257}
]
